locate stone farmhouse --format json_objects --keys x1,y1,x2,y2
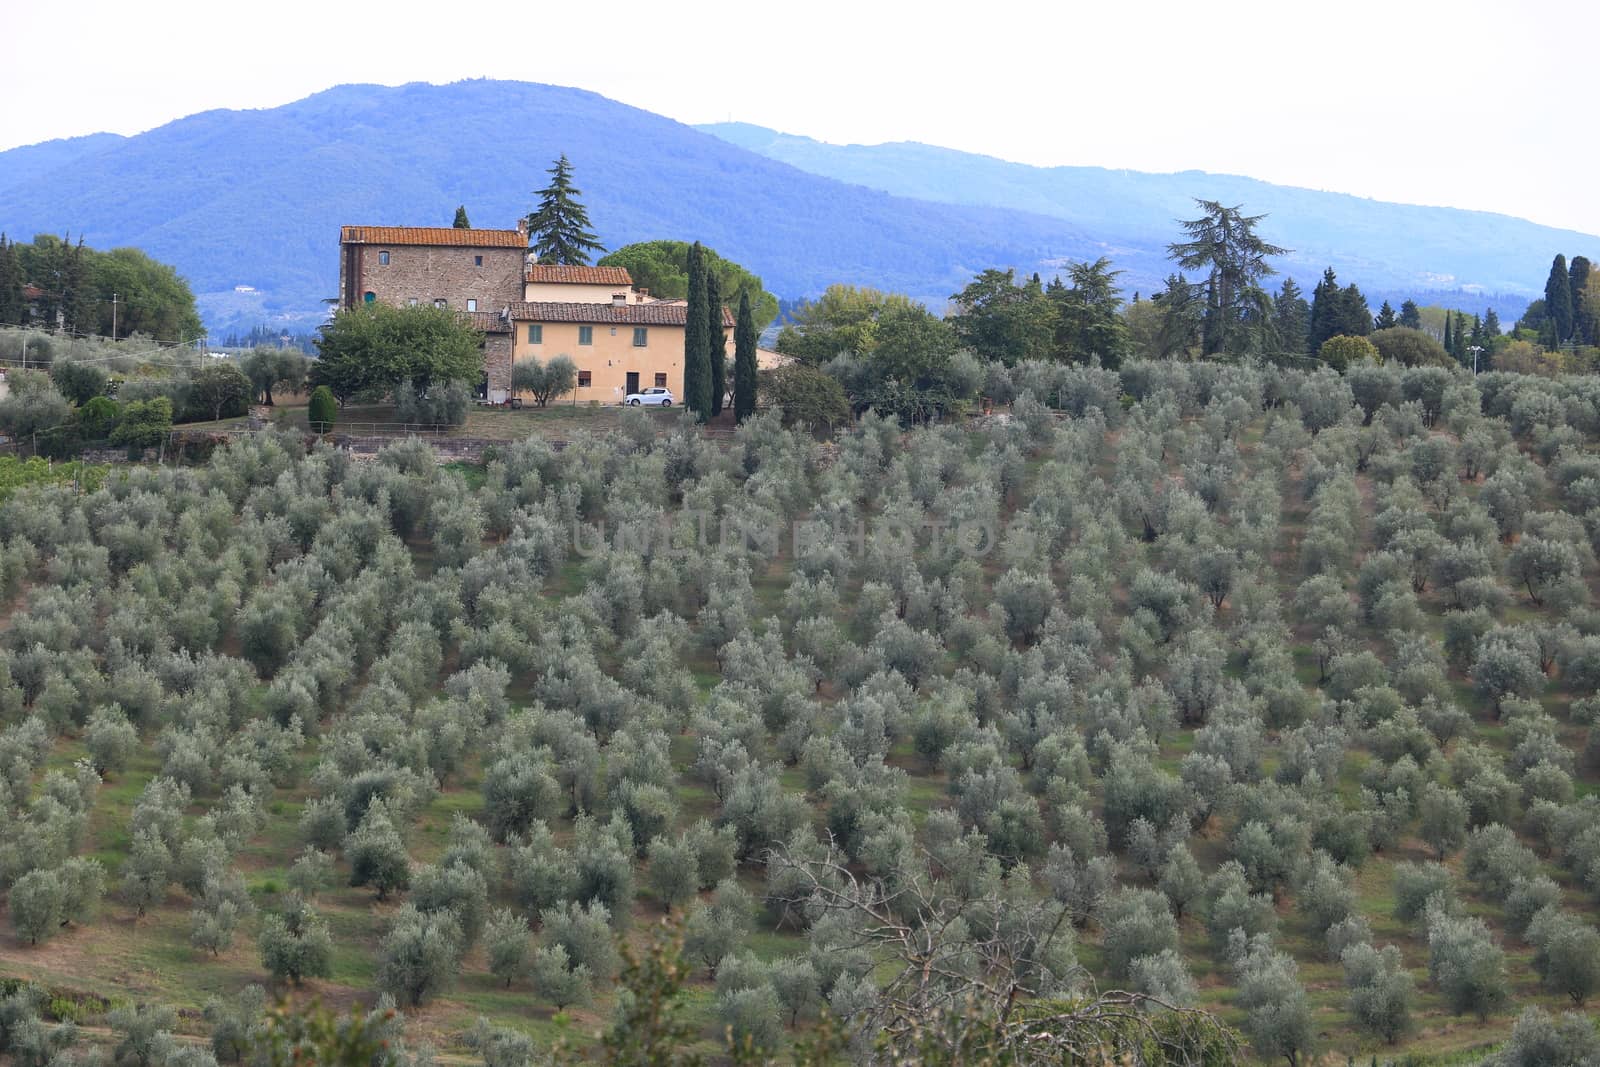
[{"x1": 338, "y1": 223, "x2": 731, "y2": 405}]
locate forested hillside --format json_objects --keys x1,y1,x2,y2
[{"x1": 2, "y1": 363, "x2": 1600, "y2": 1064}]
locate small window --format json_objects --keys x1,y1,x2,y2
[
  {"x1": 363, "y1": 291, "x2": 376, "y2": 303},
  {"x1": 577, "y1": 370, "x2": 592, "y2": 387},
  {"x1": 578, "y1": 326, "x2": 593, "y2": 346},
  {"x1": 632, "y1": 327, "x2": 648, "y2": 347},
  {"x1": 474, "y1": 255, "x2": 483, "y2": 267},
  {"x1": 406, "y1": 298, "x2": 418, "y2": 306},
  {"x1": 378, "y1": 251, "x2": 390, "y2": 265},
  {"x1": 466, "y1": 299, "x2": 477, "y2": 312},
  {"x1": 434, "y1": 298, "x2": 447, "y2": 308},
  {"x1": 527, "y1": 324, "x2": 543, "y2": 344},
  {"x1": 654, "y1": 373, "x2": 667, "y2": 387}
]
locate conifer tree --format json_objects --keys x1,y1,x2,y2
[
  {"x1": 1340, "y1": 283, "x2": 1372, "y2": 337},
  {"x1": 525, "y1": 155, "x2": 605, "y2": 266},
  {"x1": 1374, "y1": 300, "x2": 1398, "y2": 330},
  {"x1": 1442, "y1": 311, "x2": 1453, "y2": 354},
  {"x1": 1399, "y1": 300, "x2": 1422, "y2": 330},
  {"x1": 683, "y1": 243, "x2": 712, "y2": 419},
  {"x1": 1272, "y1": 277, "x2": 1310, "y2": 357},
  {"x1": 706, "y1": 271, "x2": 726, "y2": 416},
  {"x1": 1167, "y1": 200, "x2": 1287, "y2": 356},
  {"x1": 1545, "y1": 254, "x2": 1573, "y2": 343},
  {"x1": 1571, "y1": 256, "x2": 1593, "y2": 344},
  {"x1": 0, "y1": 235, "x2": 23, "y2": 326},
  {"x1": 733, "y1": 289, "x2": 758, "y2": 423},
  {"x1": 62, "y1": 237, "x2": 94, "y2": 335},
  {"x1": 1483, "y1": 307, "x2": 1501, "y2": 338},
  {"x1": 453, "y1": 206, "x2": 471, "y2": 229}
]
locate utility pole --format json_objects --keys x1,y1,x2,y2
[
  {"x1": 111, "y1": 292, "x2": 118, "y2": 341},
  {"x1": 1468, "y1": 344, "x2": 1483, "y2": 375}
]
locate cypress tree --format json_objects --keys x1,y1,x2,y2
[
  {"x1": 706, "y1": 270, "x2": 726, "y2": 416},
  {"x1": 452, "y1": 206, "x2": 471, "y2": 229},
  {"x1": 61, "y1": 237, "x2": 95, "y2": 336},
  {"x1": 1273, "y1": 277, "x2": 1310, "y2": 356},
  {"x1": 1571, "y1": 256, "x2": 1593, "y2": 344},
  {"x1": 1483, "y1": 307, "x2": 1501, "y2": 338},
  {"x1": 1442, "y1": 311, "x2": 1453, "y2": 354},
  {"x1": 0, "y1": 235, "x2": 23, "y2": 326},
  {"x1": 1308, "y1": 268, "x2": 1340, "y2": 351},
  {"x1": 733, "y1": 289, "x2": 758, "y2": 423},
  {"x1": 1339, "y1": 283, "x2": 1372, "y2": 336},
  {"x1": 1545, "y1": 254, "x2": 1573, "y2": 343},
  {"x1": 683, "y1": 243, "x2": 712, "y2": 419}
]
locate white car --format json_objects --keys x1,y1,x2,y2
[{"x1": 625, "y1": 387, "x2": 674, "y2": 406}]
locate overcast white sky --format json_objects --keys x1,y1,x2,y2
[{"x1": 5, "y1": 0, "x2": 1597, "y2": 235}]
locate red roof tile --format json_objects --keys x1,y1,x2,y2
[
  {"x1": 524, "y1": 264, "x2": 633, "y2": 286},
  {"x1": 340, "y1": 226, "x2": 526, "y2": 248},
  {"x1": 506, "y1": 301, "x2": 734, "y2": 327}
]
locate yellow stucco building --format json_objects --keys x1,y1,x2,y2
[{"x1": 507, "y1": 265, "x2": 732, "y2": 404}]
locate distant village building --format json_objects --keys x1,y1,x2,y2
[{"x1": 337, "y1": 223, "x2": 731, "y2": 403}]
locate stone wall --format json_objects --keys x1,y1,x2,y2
[
  {"x1": 484, "y1": 333, "x2": 513, "y2": 394},
  {"x1": 344, "y1": 244, "x2": 523, "y2": 314}
]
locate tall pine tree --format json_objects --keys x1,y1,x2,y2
[
  {"x1": 682, "y1": 243, "x2": 712, "y2": 419},
  {"x1": 706, "y1": 271, "x2": 727, "y2": 416},
  {"x1": 452, "y1": 206, "x2": 471, "y2": 229},
  {"x1": 525, "y1": 155, "x2": 605, "y2": 266},
  {"x1": 733, "y1": 290, "x2": 758, "y2": 423},
  {"x1": 1374, "y1": 300, "x2": 1398, "y2": 330},
  {"x1": 1399, "y1": 300, "x2": 1422, "y2": 330},
  {"x1": 1166, "y1": 200, "x2": 1287, "y2": 356},
  {"x1": 1545, "y1": 254, "x2": 1573, "y2": 343}
]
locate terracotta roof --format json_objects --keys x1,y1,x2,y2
[
  {"x1": 506, "y1": 301, "x2": 734, "y2": 327},
  {"x1": 22, "y1": 284, "x2": 46, "y2": 301},
  {"x1": 460, "y1": 311, "x2": 509, "y2": 334},
  {"x1": 340, "y1": 226, "x2": 526, "y2": 248},
  {"x1": 524, "y1": 264, "x2": 633, "y2": 286}
]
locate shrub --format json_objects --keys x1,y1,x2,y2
[{"x1": 308, "y1": 386, "x2": 337, "y2": 432}]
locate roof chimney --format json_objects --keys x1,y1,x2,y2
[{"x1": 612, "y1": 292, "x2": 627, "y2": 307}]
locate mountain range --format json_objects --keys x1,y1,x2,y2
[{"x1": 0, "y1": 79, "x2": 1589, "y2": 335}]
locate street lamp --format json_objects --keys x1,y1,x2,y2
[{"x1": 1468, "y1": 344, "x2": 1484, "y2": 374}]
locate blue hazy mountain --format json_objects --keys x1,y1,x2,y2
[
  {"x1": 0, "y1": 80, "x2": 1582, "y2": 334},
  {"x1": 702, "y1": 122, "x2": 1595, "y2": 314},
  {"x1": 0, "y1": 81, "x2": 1144, "y2": 333}
]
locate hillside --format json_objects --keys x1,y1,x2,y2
[
  {"x1": 3, "y1": 366, "x2": 1600, "y2": 1063},
  {"x1": 702, "y1": 122, "x2": 1597, "y2": 318},
  {"x1": 0, "y1": 81, "x2": 1124, "y2": 335}
]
